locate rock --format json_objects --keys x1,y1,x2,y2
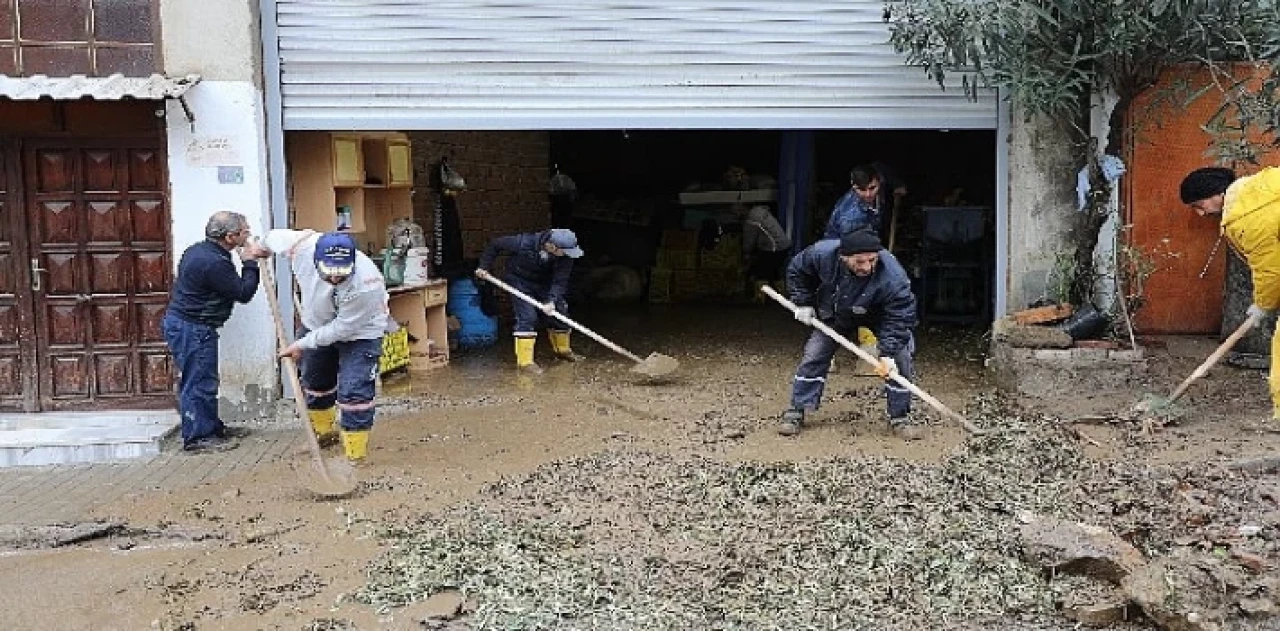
[
  {"x1": 1019, "y1": 512, "x2": 1146, "y2": 583},
  {"x1": 411, "y1": 589, "x2": 466, "y2": 621},
  {"x1": 1233, "y1": 551, "x2": 1269, "y2": 573},
  {"x1": 1123, "y1": 558, "x2": 1224, "y2": 631},
  {"x1": 1239, "y1": 597, "x2": 1276, "y2": 616},
  {"x1": 1060, "y1": 590, "x2": 1133, "y2": 627},
  {"x1": 993, "y1": 316, "x2": 1073, "y2": 349}
]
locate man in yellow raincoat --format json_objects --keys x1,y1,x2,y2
[{"x1": 1180, "y1": 166, "x2": 1280, "y2": 418}]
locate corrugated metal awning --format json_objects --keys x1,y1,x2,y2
[{"x1": 0, "y1": 73, "x2": 201, "y2": 100}]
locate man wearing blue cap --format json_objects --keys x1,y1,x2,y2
[
  {"x1": 476, "y1": 228, "x2": 584, "y2": 373},
  {"x1": 262, "y1": 229, "x2": 398, "y2": 462}
]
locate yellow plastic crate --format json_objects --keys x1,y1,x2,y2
[{"x1": 379, "y1": 328, "x2": 411, "y2": 374}]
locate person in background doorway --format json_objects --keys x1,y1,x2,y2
[
  {"x1": 1180, "y1": 166, "x2": 1280, "y2": 420},
  {"x1": 263, "y1": 230, "x2": 398, "y2": 463},
  {"x1": 163, "y1": 210, "x2": 270, "y2": 453},
  {"x1": 821, "y1": 163, "x2": 909, "y2": 360},
  {"x1": 739, "y1": 203, "x2": 793, "y2": 289},
  {"x1": 779, "y1": 228, "x2": 921, "y2": 440},
  {"x1": 822, "y1": 163, "x2": 908, "y2": 243},
  {"x1": 476, "y1": 228, "x2": 585, "y2": 374}
]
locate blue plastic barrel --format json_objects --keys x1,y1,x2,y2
[{"x1": 447, "y1": 278, "x2": 498, "y2": 349}]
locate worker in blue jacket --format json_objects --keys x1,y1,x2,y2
[
  {"x1": 476, "y1": 229, "x2": 584, "y2": 373},
  {"x1": 780, "y1": 228, "x2": 922, "y2": 440}
]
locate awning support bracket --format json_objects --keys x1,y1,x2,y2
[{"x1": 177, "y1": 94, "x2": 196, "y2": 132}]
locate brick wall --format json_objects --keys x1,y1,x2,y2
[{"x1": 410, "y1": 132, "x2": 551, "y2": 259}]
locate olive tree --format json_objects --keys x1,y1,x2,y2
[{"x1": 885, "y1": 0, "x2": 1277, "y2": 306}]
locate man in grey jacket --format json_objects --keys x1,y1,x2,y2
[{"x1": 264, "y1": 230, "x2": 397, "y2": 462}]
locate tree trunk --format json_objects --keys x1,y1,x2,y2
[{"x1": 1067, "y1": 98, "x2": 1130, "y2": 307}]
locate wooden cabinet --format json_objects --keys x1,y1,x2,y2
[
  {"x1": 387, "y1": 140, "x2": 412, "y2": 187},
  {"x1": 286, "y1": 130, "x2": 449, "y2": 373},
  {"x1": 331, "y1": 135, "x2": 365, "y2": 187}
]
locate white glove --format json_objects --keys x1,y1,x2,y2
[
  {"x1": 474, "y1": 268, "x2": 491, "y2": 281},
  {"x1": 794, "y1": 306, "x2": 815, "y2": 326},
  {"x1": 1247, "y1": 304, "x2": 1274, "y2": 325},
  {"x1": 876, "y1": 356, "x2": 898, "y2": 380},
  {"x1": 540, "y1": 301, "x2": 558, "y2": 316}
]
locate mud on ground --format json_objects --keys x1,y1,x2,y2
[{"x1": 1, "y1": 304, "x2": 1278, "y2": 630}]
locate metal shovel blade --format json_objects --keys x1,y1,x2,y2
[
  {"x1": 292, "y1": 456, "x2": 358, "y2": 499},
  {"x1": 631, "y1": 352, "x2": 679, "y2": 379}
]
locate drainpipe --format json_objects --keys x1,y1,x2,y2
[{"x1": 258, "y1": 0, "x2": 296, "y2": 395}]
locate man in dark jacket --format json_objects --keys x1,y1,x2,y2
[
  {"x1": 475, "y1": 228, "x2": 584, "y2": 373},
  {"x1": 780, "y1": 228, "x2": 921, "y2": 439},
  {"x1": 162, "y1": 211, "x2": 269, "y2": 452}
]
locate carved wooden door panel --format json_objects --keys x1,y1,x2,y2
[
  {"x1": 24, "y1": 139, "x2": 172, "y2": 410},
  {"x1": 0, "y1": 142, "x2": 37, "y2": 411}
]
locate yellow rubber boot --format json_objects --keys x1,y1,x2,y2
[
  {"x1": 307, "y1": 408, "x2": 339, "y2": 447},
  {"x1": 549, "y1": 330, "x2": 583, "y2": 362},
  {"x1": 340, "y1": 429, "x2": 369, "y2": 463},
  {"x1": 515, "y1": 336, "x2": 543, "y2": 374},
  {"x1": 1271, "y1": 319, "x2": 1280, "y2": 421},
  {"x1": 855, "y1": 328, "x2": 880, "y2": 376}
]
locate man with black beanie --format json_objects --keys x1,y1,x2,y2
[
  {"x1": 1180, "y1": 165, "x2": 1280, "y2": 420},
  {"x1": 779, "y1": 227, "x2": 921, "y2": 439}
]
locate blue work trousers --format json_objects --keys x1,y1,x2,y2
[
  {"x1": 298, "y1": 333, "x2": 383, "y2": 431},
  {"x1": 161, "y1": 312, "x2": 224, "y2": 446},
  {"x1": 791, "y1": 324, "x2": 915, "y2": 419},
  {"x1": 508, "y1": 276, "x2": 570, "y2": 336}
]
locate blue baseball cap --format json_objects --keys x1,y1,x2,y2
[
  {"x1": 314, "y1": 232, "x2": 358, "y2": 276},
  {"x1": 548, "y1": 229, "x2": 584, "y2": 258}
]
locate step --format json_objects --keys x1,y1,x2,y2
[{"x1": 0, "y1": 411, "x2": 179, "y2": 468}]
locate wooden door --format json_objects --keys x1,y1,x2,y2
[
  {"x1": 24, "y1": 139, "x2": 173, "y2": 410},
  {"x1": 0, "y1": 142, "x2": 38, "y2": 411}
]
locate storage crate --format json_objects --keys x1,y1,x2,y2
[
  {"x1": 656, "y1": 248, "x2": 698, "y2": 270},
  {"x1": 661, "y1": 229, "x2": 698, "y2": 250},
  {"x1": 648, "y1": 268, "x2": 673, "y2": 304},
  {"x1": 671, "y1": 269, "x2": 703, "y2": 300},
  {"x1": 700, "y1": 234, "x2": 743, "y2": 270},
  {"x1": 379, "y1": 328, "x2": 410, "y2": 374}
]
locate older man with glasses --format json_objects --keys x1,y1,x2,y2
[{"x1": 162, "y1": 210, "x2": 270, "y2": 453}]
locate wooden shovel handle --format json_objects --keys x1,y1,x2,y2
[
  {"x1": 259, "y1": 261, "x2": 332, "y2": 475},
  {"x1": 761, "y1": 285, "x2": 983, "y2": 434},
  {"x1": 1167, "y1": 311, "x2": 1262, "y2": 403},
  {"x1": 477, "y1": 270, "x2": 645, "y2": 364}
]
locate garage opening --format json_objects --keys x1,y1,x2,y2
[{"x1": 543, "y1": 129, "x2": 998, "y2": 324}]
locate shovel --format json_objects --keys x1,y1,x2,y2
[
  {"x1": 1134, "y1": 311, "x2": 1262, "y2": 415},
  {"x1": 477, "y1": 270, "x2": 679, "y2": 379},
  {"x1": 761, "y1": 285, "x2": 983, "y2": 435},
  {"x1": 260, "y1": 261, "x2": 358, "y2": 498}
]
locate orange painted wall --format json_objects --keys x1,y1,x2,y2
[{"x1": 1127, "y1": 66, "x2": 1276, "y2": 334}]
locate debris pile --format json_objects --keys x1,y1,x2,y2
[{"x1": 357, "y1": 393, "x2": 1280, "y2": 630}]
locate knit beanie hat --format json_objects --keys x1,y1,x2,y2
[
  {"x1": 1179, "y1": 167, "x2": 1236, "y2": 204},
  {"x1": 839, "y1": 228, "x2": 882, "y2": 255}
]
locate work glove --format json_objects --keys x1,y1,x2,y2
[
  {"x1": 794, "y1": 306, "x2": 815, "y2": 326},
  {"x1": 540, "y1": 301, "x2": 558, "y2": 316},
  {"x1": 1247, "y1": 304, "x2": 1275, "y2": 325},
  {"x1": 875, "y1": 356, "x2": 898, "y2": 380}
]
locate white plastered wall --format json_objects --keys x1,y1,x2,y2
[{"x1": 162, "y1": 0, "x2": 277, "y2": 418}]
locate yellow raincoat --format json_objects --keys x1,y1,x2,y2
[{"x1": 1220, "y1": 166, "x2": 1280, "y2": 416}]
